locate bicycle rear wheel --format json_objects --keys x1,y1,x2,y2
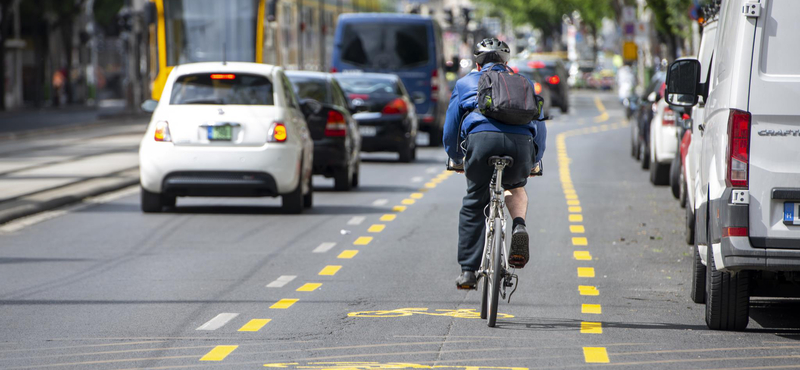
[{"x1": 487, "y1": 217, "x2": 503, "y2": 327}]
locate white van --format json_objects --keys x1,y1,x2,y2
[{"x1": 667, "y1": 0, "x2": 800, "y2": 330}]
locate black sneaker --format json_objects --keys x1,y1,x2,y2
[
  {"x1": 455, "y1": 271, "x2": 477, "y2": 290},
  {"x1": 509, "y1": 224, "x2": 529, "y2": 268}
]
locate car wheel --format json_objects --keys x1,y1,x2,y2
[
  {"x1": 685, "y1": 201, "x2": 695, "y2": 245},
  {"x1": 303, "y1": 174, "x2": 313, "y2": 209},
  {"x1": 631, "y1": 131, "x2": 638, "y2": 158},
  {"x1": 679, "y1": 172, "x2": 687, "y2": 209},
  {"x1": 560, "y1": 102, "x2": 569, "y2": 113},
  {"x1": 640, "y1": 142, "x2": 650, "y2": 170},
  {"x1": 141, "y1": 186, "x2": 164, "y2": 213},
  {"x1": 351, "y1": 161, "x2": 360, "y2": 188},
  {"x1": 705, "y1": 240, "x2": 750, "y2": 331},
  {"x1": 281, "y1": 176, "x2": 304, "y2": 214},
  {"x1": 334, "y1": 167, "x2": 352, "y2": 191},
  {"x1": 669, "y1": 156, "x2": 681, "y2": 198},
  {"x1": 690, "y1": 241, "x2": 706, "y2": 304},
  {"x1": 398, "y1": 138, "x2": 414, "y2": 163}
]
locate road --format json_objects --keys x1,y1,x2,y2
[{"x1": 1, "y1": 90, "x2": 799, "y2": 370}]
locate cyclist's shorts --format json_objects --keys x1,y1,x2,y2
[{"x1": 464, "y1": 131, "x2": 534, "y2": 189}]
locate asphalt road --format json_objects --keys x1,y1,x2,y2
[{"x1": 1, "y1": 90, "x2": 799, "y2": 370}]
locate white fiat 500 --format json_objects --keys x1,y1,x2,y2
[{"x1": 139, "y1": 62, "x2": 314, "y2": 214}]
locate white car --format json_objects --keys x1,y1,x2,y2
[
  {"x1": 648, "y1": 86, "x2": 678, "y2": 185},
  {"x1": 138, "y1": 62, "x2": 314, "y2": 214},
  {"x1": 667, "y1": 0, "x2": 800, "y2": 330}
]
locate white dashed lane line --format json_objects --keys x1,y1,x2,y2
[
  {"x1": 266, "y1": 275, "x2": 297, "y2": 288},
  {"x1": 347, "y1": 216, "x2": 365, "y2": 226},
  {"x1": 312, "y1": 242, "x2": 337, "y2": 253},
  {"x1": 196, "y1": 313, "x2": 239, "y2": 331},
  {"x1": 372, "y1": 199, "x2": 388, "y2": 206},
  {"x1": 410, "y1": 176, "x2": 424, "y2": 183}
]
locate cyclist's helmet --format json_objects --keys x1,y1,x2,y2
[{"x1": 474, "y1": 38, "x2": 510, "y2": 66}]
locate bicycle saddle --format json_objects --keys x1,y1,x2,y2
[{"x1": 488, "y1": 155, "x2": 514, "y2": 167}]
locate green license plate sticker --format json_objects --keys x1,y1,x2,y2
[{"x1": 208, "y1": 125, "x2": 233, "y2": 141}]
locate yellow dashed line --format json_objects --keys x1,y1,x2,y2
[
  {"x1": 337, "y1": 250, "x2": 359, "y2": 259},
  {"x1": 573, "y1": 251, "x2": 592, "y2": 261},
  {"x1": 354, "y1": 236, "x2": 373, "y2": 245},
  {"x1": 572, "y1": 237, "x2": 588, "y2": 246},
  {"x1": 565, "y1": 194, "x2": 578, "y2": 200},
  {"x1": 238, "y1": 319, "x2": 271, "y2": 332},
  {"x1": 319, "y1": 265, "x2": 342, "y2": 276},
  {"x1": 270, "y1": 299, "x2": 298, "y2": 309},
  {"x1": 569, "y1": 214, "x2": 584, "y2": 222},
  {"x1": 568, "y1": 206, "x2": 583, "y2": 213},
  {"x1": 199, "y1": 345, "x2": 238, "y2": 361},
  {"x1": 583, "y1": 347, "x2": 610, "y2": 363},
  {"x1": 579, "y1": 285, "x2": 599, "y2": 296},
  {"x1": 296, "y1": 283, "x2": 322, "y2": 292},
  {"x1": 425, "y1": 182, "x2": 437, "y2": 188},
  {"x1": 570, "y1": 225, "x2": 585, "y2": 233},
  {"x1": 401, "y1": 199, "x2": 415, "y2": 205},
  {"x1": 564, "y1": 189, "x2": 576, "y2": 195},
  {"x1": 392, "y1": 206, "x2": 407, "y2": 212},
  {"x1": 410, "y1": 193, "x2": 424, "y2": 199},
  {"x1": 567, "y1": 200, "x2": 581, "y2": 206},
  {"x1": 368, "y1": 224, "x2": 385, "y2": 233},
  {"x1": 582, "y1": 304, "x2": 602, "y2": 314},
  {"x1": 581, "y1": 321, "x2": 603, "y2": 334},
  {"x1": 578, "y1": 267, "x2": 596, "y2": 278},
  {"x1": 380, "y1": 214, "x2": 396, "y2": 222}
]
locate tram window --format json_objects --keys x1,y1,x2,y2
[
  {"x1": 340, "y1": 23, "x2": 429, "y2": 69},
  {"x1": 170, "y1": 74, "x2": 274, "y2": 106}
]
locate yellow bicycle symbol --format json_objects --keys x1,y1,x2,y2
[{"x1": 347, "y1": 308, "x2": 514, "y2": 319}]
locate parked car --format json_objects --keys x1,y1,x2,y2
[
  {"x1": 648, "y1": 82, "x2": 679, "y2": 185},
  {"x1": 669, "y1": 109, "x2": 692, "y2": 201},
  {"x1": 631, "y1": 72, "x2": 665, "y2": 167},
  {"x1": 334, "y1": 73, "x2": 418, "y2": 162},
  {"x1": 332, "y1": 13, "x2": 447, "y2": 146},
  {"x1": 286, "y1": 71, "x2": 361, "y2": 191},
  {"x1": 508, "y1": 60, "x2": 552, "y2": 118},
  {"x1": 138, "y1": 62, "x2": 314, "y2": 214},
  {"x1": 667, "y1": 0, "x2": 800, "y2": 330}
]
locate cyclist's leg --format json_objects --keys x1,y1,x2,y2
[
  {"x1": 506, "y1": 188, "x2": 528, "y2": 220},
  {"x1": 501, "y1": 133, "x2": 535, "y2": 268}
]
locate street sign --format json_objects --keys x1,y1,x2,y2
[
  {"x1": 623, "y1": 41, "x2": 638, "y2": 62},
  {"x1": 622, "y1": 6, "x2": 636, "y2": 22}
]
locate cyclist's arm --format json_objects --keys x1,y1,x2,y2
[
  {"x1": 443, "y1": 82, "x2": 464, "y2": 161},
  {"x1": 532, "y1": 120, "x2": 546, "y2": 163}
]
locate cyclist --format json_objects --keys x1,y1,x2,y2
[{"x1": 444, "y1": 38, "x2": 547, "y2": 290}]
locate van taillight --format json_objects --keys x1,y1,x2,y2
[
  {"x1": 431, "y1": 69, "x2": 439, "y2": 102},
  {"x1": 325, "y1": 110, "x2": 347, "y2": 137},
  {"x1": 662, "y1": 107, "x2": 675, "y2": 126},
  {"x1": 726, "y1": 109, "x2": 751, "y2": 188}
]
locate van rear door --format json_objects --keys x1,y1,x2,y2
[{"x1": 747, "y1": 0, "x2": 800, "y2": 247}]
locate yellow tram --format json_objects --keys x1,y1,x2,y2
[{"x1": 146, "y1": 0, "x2": 382, "y2": 100}]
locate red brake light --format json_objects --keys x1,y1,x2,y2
[
  {"x1": 722, "y1": 227, "x2": 748, "y2": 238},
  {"x1": 662, "y1": 107, "x2": 675, "y2": 126},
  {"x1": 382, "y1": 98, "x2": 408, "y2": 115},
  {"x1": 325, "y1": 110, "x2": 347, "y2": 137},
  {"x1": 269, "y1": 122, "x2": 287, "y2": 142},
  {"x1": 431, "y1": 69, "x2": 439, "y2": 102},
  {"x1": 534, "y1": 82, "x2": 542, "y2": 95},
  {"x1": 547, "y1": 75, "x2": 560, "y2": 85},
  {"x1": 528, "y1": 61, "x2": 545, "y2": 69},
  {"x1": 211, "y1": 74, "x2": 236, "y2": 80},
  {"x1": 726, "y1": 109, "x2": 751, "y2": 188},
  {"x1": 682, "y1": 113, "x2": 691, "y2": 120}
]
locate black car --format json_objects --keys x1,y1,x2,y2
[
  {"x1": 286, "y1": 71, "x2": 361, "y2": 191},
  {"x1": 508, "y1": 60, "x2": 552, "y2": 118},
  {"x1": 528, "y1": 58, "x2": 570, "y2": 113},
  {"x1": 334, "y1": 73, "x2": 418, "y2": 162}
]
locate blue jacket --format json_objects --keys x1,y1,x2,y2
[{"x1": 443, "y1": 63, "x2": 547, "y2": 163}]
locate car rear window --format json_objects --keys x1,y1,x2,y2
[
  {"x1": 335, "y1": 76, "x2": 401, "y2": 97},
  {"x1": 340, "y1": 22, "x2": 430, "y2": 69},
  {"x1": 170, "y1": 73, "x2": 274, "y2": 105},
  {"x1": 287, "y1": 76, "x2": 331, "y2": 104}
]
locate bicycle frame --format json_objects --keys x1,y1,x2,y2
[{"x1": 479, "y1": 162, "x2": 510, "y2": 278}]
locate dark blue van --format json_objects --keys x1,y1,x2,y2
[{"x1": 332, "y1": 14, "x2": 447, "y2": 146}]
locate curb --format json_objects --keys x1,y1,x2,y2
[{"x1": 0, "y1": 115, "x2": 149, "y2": 142}]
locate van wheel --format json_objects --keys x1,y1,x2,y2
[
  {"x1": 669, "y1": 156, "x2": 681, "y2": 198},
  {"x1": 281, "y1": 177, "x2": 304, "y2": 214},
  {"x1": 685, "y1": 203, "x2": 695, "y2": 245},
  {"x1": 705, "y1": 242, "x2": 750, "y2": 331},
  {"x1": 679, "y1": 172, "x2": 688, "y2": 209},
  {"x1": 141, "y1": 187, "x2": 164, "y2": 213},
  {"x1": 690, "y1": 244, "x2": 706, "y2": 304}
]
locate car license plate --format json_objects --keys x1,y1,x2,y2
[
  {"x1": 359, "y1": 126, "x2": 377, "y2": 137},
  {"x1": 784, "y1": 202, "x2": 800, "y2": 225},
  {"x1": 208, "y1": 125, "x2": 233, "y2": 141}
]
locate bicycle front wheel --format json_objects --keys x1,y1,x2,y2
[
  {"x1": 487, "y1": 217, "x2": 503, "y2": 327},
  {"x1": 480, "y1": 227, "x2": 492, "y2": 320}
]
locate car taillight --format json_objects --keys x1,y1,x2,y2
[
  {"x1": 268, "y1": 122, "x2": 287, "y2": 142},
  {"x1": 154, "y1": 121, "x2": 171, "y2": 142},
  {"x1": 382, "y1": 98, "x2": 408, "y2": 115},
  {"x1": 210, "y1": 74, "x2": 236, "y2": 80},
  {"x1": 431, "y1": 69, "x2": 439, "y2": 102},
  {"x1": 547, "y1": 75, "x2": 560, "y2": 85},
  {"x1": 662, "y1": 107, "x2": 675, "y2": 126},
  {"x1": 325, "y1": 110, "x2": 347, "y2": 137},
  {"x1": 682, "y1": 113, "x2": 691, "y2": 120},
  {"x1": 726, "y1": 109, "x2": 751, "y2": 188},
  {"x1": 534, "y1": 82, "x2": 542, "y2": 95}
]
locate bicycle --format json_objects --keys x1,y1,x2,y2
[{"x1": 448, "y1": 155, "x2": 534, "y2": 327}]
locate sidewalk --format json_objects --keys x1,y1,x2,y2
[{"x1": 0, "y1": 121, "x2": 147, "y2": 224}]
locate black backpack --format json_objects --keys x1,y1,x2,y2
[{"x1": 476, "y1": 66, "x2": 541, "y2": 125}]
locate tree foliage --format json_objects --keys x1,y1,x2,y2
[{"x1": 475, "y1": 0, "x2": 615, "y2": 37}]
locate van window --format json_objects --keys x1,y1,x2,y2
[
  {"x1": 340, "y1": 22, "x2": 430, "y2": 69},
  {"x1": 170, "y1": 73, "x2": 274, "y2": 105},
  {"x1": 760, "y1": 1, "x2": 800, "y2": 76}
]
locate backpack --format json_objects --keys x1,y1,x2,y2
[{"x1": 476, "y1": 66, "x2": 541, "y2": 125}]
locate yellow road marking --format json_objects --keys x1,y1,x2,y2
[
  {"x1": 238, "y1": 319, "x2": 271, "y2": 332},
  {"x1": 337, "y1": 250, "x2": 359, "y2": 259},
  {"x1": 579, "y1": 285, "x2": 599, "y2": 296},
  {"x1": 410, "y1": 192, "x2": 424, "y2": 199},
  {"x1": 319, "y1": 265, "x2": 342, "y2": 276},
  {"x1": 570, "y1": 225, "x2": 585, "y2": 233},
  {"x1": 199, "y1": 345, "x2": 237, "y2": 361},
  {"x1": 572, "y1": 237, "x2": 588, "y2": 246},
  {"x1": 368, "y1": 225, "x2": 385, "y2": 233},
  {"x1": 380, "y1": 214, "x2": 396, "y2": 222},
  {"x1": 418, "y1": 188, "x2": 429, "y2": 193},
  {"x1": 565, "y1": 194, "x2": 578, "y2": 200},
  {"x1": 582, "y1": 304, "x2": 602, "y2": 314},
  {"x1": 569, "y1": 206, "x2": 583, "y2": 213},
  {"x1": 594, "y1": 111, "x2": 610, "y2": 123},
  {"x1": 567, "y1": 200, "x2": 580, "y2": 206},
  {"x1": 354, "y1": 236, "x2": 373, "y2": 245},
  {"x1": 569, "y1": 214, "x2": 584, "y2": 222},
  {"x1": 594, "y1": 96, "x2": 606, "y2": 112},
  {"x1": 584, "y1": 347, "x2": 610, "y2": 363},
  {"x1": 573, "y1": 251, "x2": 592, "y2": 261},
  {"x1": 296, "y1": 283, "x2": 322, "y2": 292},
  {"x1": 578, "y1": 267, "x2": 596, "y2": 278},
  {"x1": 581, "y1": 321, "x2": 603, "y2": 334},
  {"x1": 402, "y1": 199, "x2": 415, "y2": 205},
  {"x1": 564, "y1": 189, "x2": 576, "y2": 194},
  {"x1": 270, "y1": 299, "x2": 298, "y2": 309},
  {"x1": 425, "y1": 182, "x2": 437, "y2": 188},
  {"x1": 392, "y1": 206, "x2": 407, "y2": 212}
]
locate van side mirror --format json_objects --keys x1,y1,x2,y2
[
  {"x1": 144, "y1": 2, "x2": 157, "y2": 25},
  {"x1": 666, "y1": 59, "x2": 702, "y2": 107},
  {"x1": 141, "y1": 99, "x2": 158, "y2": 113}
]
